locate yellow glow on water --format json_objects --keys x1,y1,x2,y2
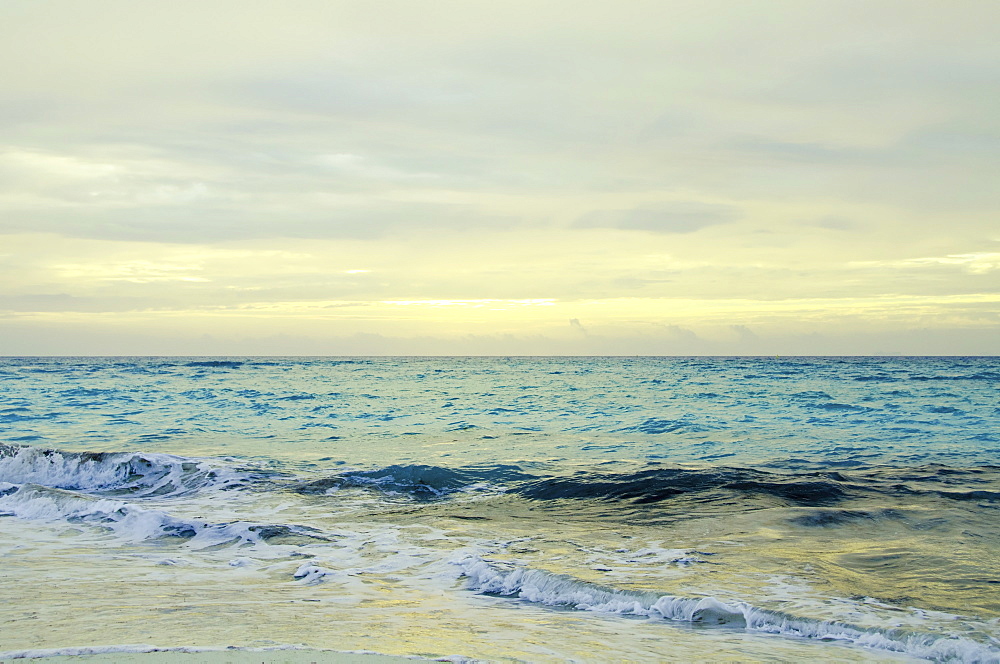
[{"x1": 0, "y1": 507, "x2": 913, "y2": 663}]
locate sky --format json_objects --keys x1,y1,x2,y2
[{"x1": 1, "y1": 0, "x2": 998, "y2": 355}]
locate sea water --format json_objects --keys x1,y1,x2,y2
[{"x1": 0, "y1": 356, "x2": 998, "y2": 662}]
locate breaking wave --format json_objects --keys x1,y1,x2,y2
[
  {"x1": 459, "y1": 558, "x2": 1000, "y2": 662},
  {"x1": 0, "y1": 482, "x2": 325, "y2": 546},
  {"x1": 0, "y1": 444, "x2": 249, "y2": 498}
]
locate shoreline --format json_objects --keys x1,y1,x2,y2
[{"x1": 0, "y1": 646, "x2": 461, "y2": 663}]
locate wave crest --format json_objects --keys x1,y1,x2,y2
[
  {"x1": 295, "y1": 463, "x2": 531, "y2": 500},
  {"x1": 0, "y1": 444, "x2": 247, "y2": 498},
  {"x1": 459, "y1": 558, "x2": 999, "y2": 662},
  {"x1": 0, "y1": 482, "x2": 325, "y2": 545}
]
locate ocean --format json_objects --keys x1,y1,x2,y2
[{"x1": 1, "y1": 356, "x2": 998, "y2": 662}]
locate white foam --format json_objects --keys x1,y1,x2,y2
[
  {"x1": 459, "y1": 557, "x2": 1000, "y2": 662},
  {"x1": 0, "y1": 445, "x2": 245, "y2": 497},
  {"x1": 0, "y1": 483, "x2": 313, "y2": 547},
  {"x1": 293, "y1": 562, "x2": 336, "y2": 584}
]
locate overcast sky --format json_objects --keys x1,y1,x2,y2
[{"x1": 1, "y1": 0, "x2": 998, "y2": 355}]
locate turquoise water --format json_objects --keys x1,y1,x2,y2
[{"x1": 1, "y1": 357, "x2": 999, "y2": 661}]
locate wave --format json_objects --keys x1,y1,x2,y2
[
  {"x1": 514, "y1": 467, "x2": 850, "y2": 506},
  {"x1": 291, "y1": 461, "x2": 1000, "y2": 509},
  {"x1": 459, "y1": 558, "x2": 1000, "y2": 662},
  {"x1": 516, "y1": 464, "x2": 1000, "y2": 507},
  {"x1": 0, "y1": 482, "x2": 325, "y2": 545},
  {"x1": 295, "y1": 463, "x2": 852, "y2": 505},
  {"x1": 294, "y1": 463, "x2": 532, "y2": 500},
  {"x1": 0, "y1": 444, "x2": 249, "y2": 498},
  {"x1": 616, "y1": 416, "x2": 720, "y2": 434},
  {"x1": 787, "y1": 508, "x2": 906, "y2": 527},
  {"x1": 7, "y1": 444, "x2": 996, "y2": 513}
]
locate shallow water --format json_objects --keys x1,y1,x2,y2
[{"x1": 1, "y1": 357, "x2": 998, "y2": 662}]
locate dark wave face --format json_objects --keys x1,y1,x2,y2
[
  {"x1": 295, "y1": 463, "x2": 533, "y2": 499},
  {"x1": 515, "y1": 467, "x2": 847, "y2": 506},
  {"x1": 291, "y1": 460, "x2": 1000, "y2": 515}
]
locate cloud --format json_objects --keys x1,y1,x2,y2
[
  {"x1": 730, "y1": 324, "x2": 758, "y2": 344},
  {"x1": 574, "y1": 202, "x2": 740, "y2": 234},
  {"x1": 851, "y1": 252, "x2": 1000, "y2": 275},
  {"x1": 0, "y1": 197, "x2": 518, "y2": 243},
  {"x1": 809, "y1": 216, "x2": 856, "y2": 231},
  {"x1": 1, "y1": 2, "x2": 999, "y2": 354},
  {"x1": 727, "y1": 137, "x2": 850, "y2": 164}
]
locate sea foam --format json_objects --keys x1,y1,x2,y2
[
  {"x1": 459, "y1": 557, "x2": 1000, "y2": 663},
  {"x1": 0, "y1": 482, "x2": 324, "y2": 546},
  {"x1": 0, "y1": 444, "x2": 245, "y2": 497}
]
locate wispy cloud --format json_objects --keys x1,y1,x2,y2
[
  {"x1": 851, "y1": 253, "x2": 1000, "y2": 275},
  {"x1": 575, "y1": 202, "x2": 740, "y2": 234}
]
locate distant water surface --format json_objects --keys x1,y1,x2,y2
[{"x1": 1, "y1": 357, "x2": 998, "y2": 662}]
